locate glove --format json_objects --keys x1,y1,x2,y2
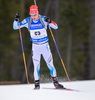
[
  {"x1": 14, "y1": 12, "x2": 20, "y2": 21},
  {"x1": 44, "y1": 16, "x2": 51, "y2": 23}
]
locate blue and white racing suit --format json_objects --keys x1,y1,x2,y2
[{"x1": 13, "y1": 15, "x2": 58, "y2": 80}]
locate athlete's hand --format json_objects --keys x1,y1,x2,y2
[
  {"x1": 14, "y1": 12, "x2": 20, "y2": 21},
  {"x1": 44, "y1": 17, "x2": 51, "y2": 23}
]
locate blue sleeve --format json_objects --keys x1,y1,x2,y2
[
  {"x1": 13, "y1": 20, "x2": 19, "y2": 30},
  {"x1": 41, "y1": 15, "x2": 58, "y2": 29},
  {"x1": 13, "y1": 17, "x2": 30, "y2": 30}
]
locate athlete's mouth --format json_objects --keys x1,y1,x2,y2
[{"x1": 33, "y1": 18, "x2": 36, "y2": 20}]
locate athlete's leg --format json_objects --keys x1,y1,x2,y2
[
  {"x1": 41, "y1": 42, "x2": 57, "y2": 77},
  {"x1": 32, "y1": 44, "x2": 41, "y2": 89},
  {"x1": 32, "y1": 44, "x2": 41, "y2": 81},
  {"x1": 42, "y1": 42, "x2": 64, "y2": 89}
]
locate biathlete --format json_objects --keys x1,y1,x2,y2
[{"x1": 13, "y1": 5, "x2": 64, "y2": 89}]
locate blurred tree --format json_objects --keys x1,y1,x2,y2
[
  {"x1": 0, "y1": 0, "x2": 13, "y2": 80},
  {"x1": 59, "y1": 0, "x2": 90, "y2": 79},
  {"x1": 89, "y1": 0, "x2": 95, "y2": 79}
]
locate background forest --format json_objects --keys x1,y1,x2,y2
[{"x1": 0, "y1": 0, "x2": 95, "y2": 83}]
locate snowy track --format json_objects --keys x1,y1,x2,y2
[{"x1": 0, "y1": 80, "x2": 95, "y2": 100}]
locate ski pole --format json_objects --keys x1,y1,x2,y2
[
  {"x1": 48, "y1": 26, "x2": 70, "y2": 82},
  {"x1": 18, "y1": 19, "x2": 29, "y2": 84}
]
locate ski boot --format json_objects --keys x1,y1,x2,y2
[
  {"x1": 34, "y1": 80, "x2": 40, "y2": 89},
  {"x1": 52, "y1": 77, "x2": 65, "y2": 89}
]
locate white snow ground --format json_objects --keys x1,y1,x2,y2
[{"x1": 0, "y1": 80, "x2": 95, "y2": 100}]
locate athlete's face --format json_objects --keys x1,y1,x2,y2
[{"x1": 31, "y1": 13, "x2": 38, "y2": 20}]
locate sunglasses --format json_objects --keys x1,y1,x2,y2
[{"x1": 30, "y1": 14, "x2": 37, "y2": 16}]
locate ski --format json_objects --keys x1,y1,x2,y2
[{"x1": 42, "y1": 87, "x2": 81, "y2": 92}]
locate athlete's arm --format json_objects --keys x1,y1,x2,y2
[
  {"x1": 44, "y1": 16, "x2": 58, "y2": 29},
  {"x1": 13, "y1": 13, "x2": 29, "y2": 30},
  {"x1": 13, "y1": 18, "x2": 29, "y2": 30}
]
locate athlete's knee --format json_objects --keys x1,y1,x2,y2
[{"x1": 47, "y1": 55, "x2": 53, "y2": 64}]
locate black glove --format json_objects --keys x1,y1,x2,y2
[
  {"x1": 44, "y1": 16, "x2": 51, "y2": 23},
  {"x1": 14, "y1": 12, "x2": 20, "y2": 21}
]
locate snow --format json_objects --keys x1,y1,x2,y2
[{"x1": 0, "y1": 80, "x2": 95, "y2": 100}]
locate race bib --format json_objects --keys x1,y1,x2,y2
[{"x1": 30, "y1": 28, "x2": 48, "y2": 43}]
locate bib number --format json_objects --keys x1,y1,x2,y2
[{"x1": 35, "y1": 31, "x2": 41, "y2": 36}]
